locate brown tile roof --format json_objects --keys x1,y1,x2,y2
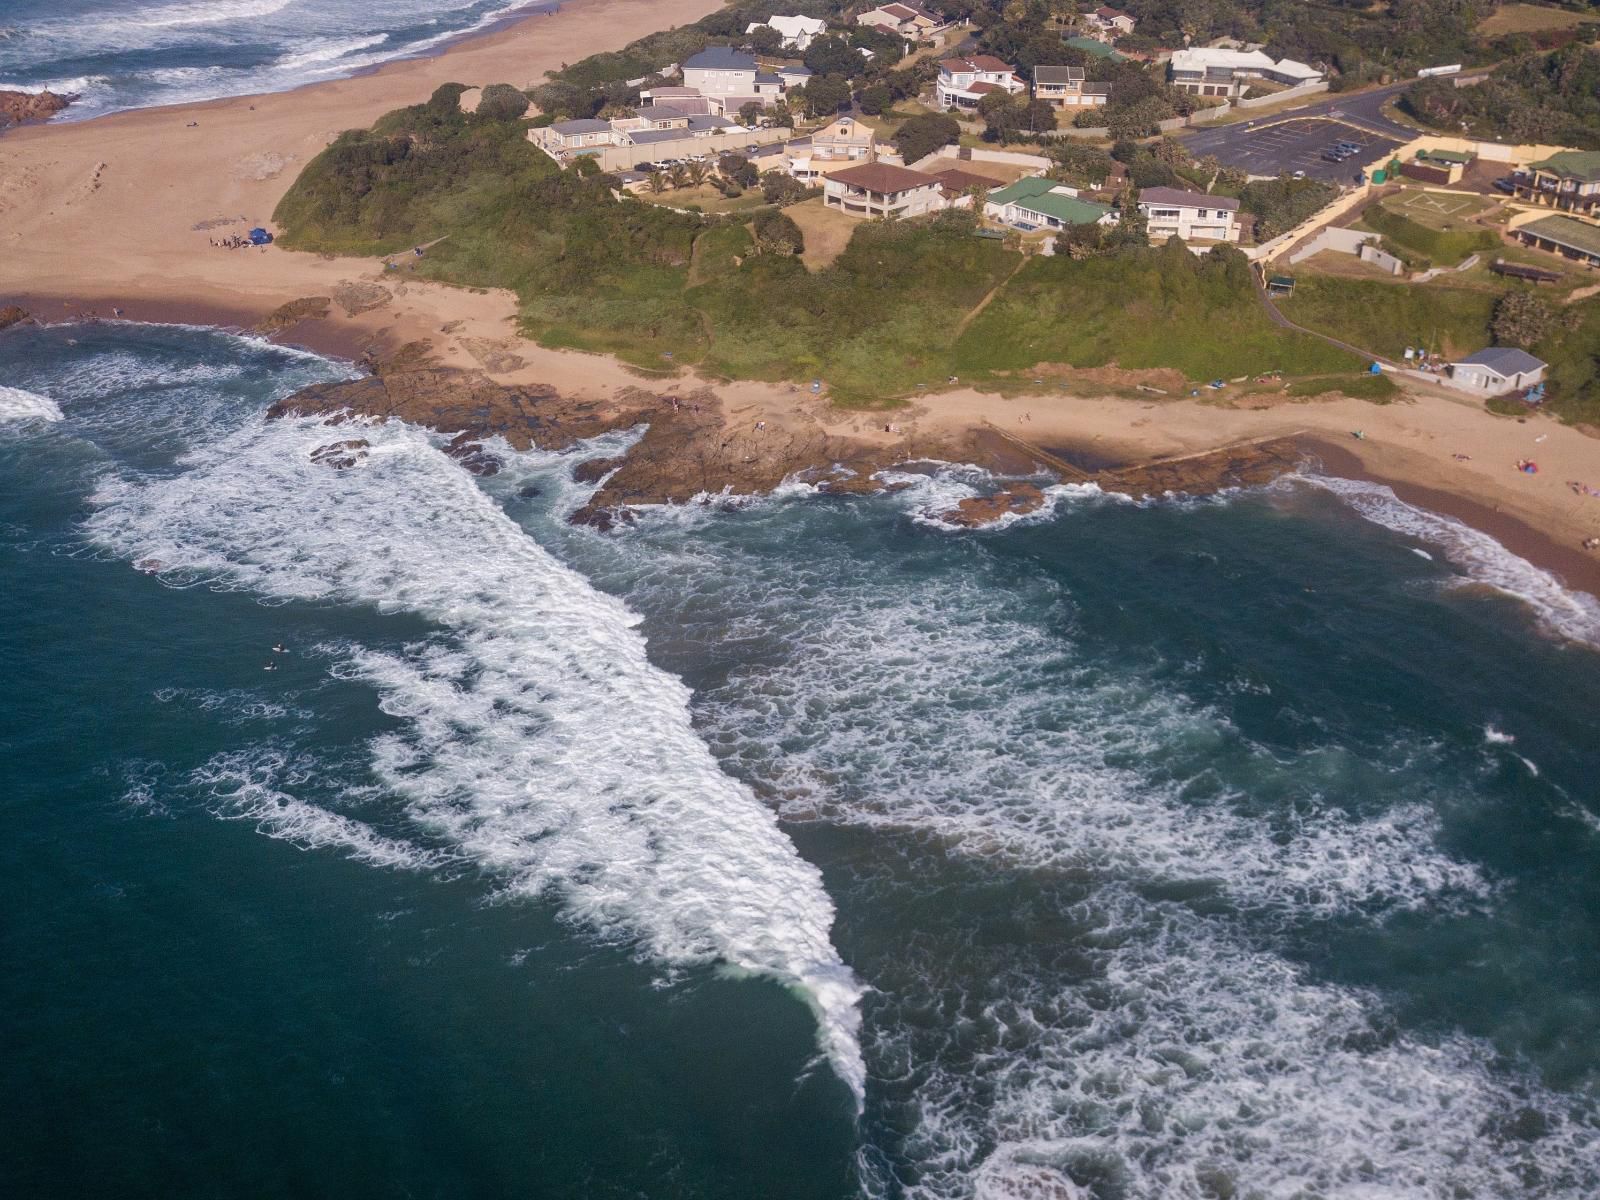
[
  {"x1": 929, "y1": 167, "x2": 1002, "y2": 196},
  {"x1": 1138, "y1": 186, "x2": 1239, "y2": 211},
  {"x1": 967, "y1": 81, "x2": 1003, "y2": 95},
  {"x1": 828, "y1": 162, "x2": 940, "y2": 194},
  {"x1": 940, "y1": 55, "x2": 1016, "y2": 75}
]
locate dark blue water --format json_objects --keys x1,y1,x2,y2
[
  {"x1": 4, "y1": 322, "x2": 1600, "y2": 1199},
  {"x1": 0, "y1": 0, "x2": 553, "y2": 119}
]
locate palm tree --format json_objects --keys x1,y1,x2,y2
[
  {"x1": 685, "y1": 160, "x2": 711, "y2": 187},
  {"x1": 668, "y1": 164, "x2": 691, "y2": 190},
  {"x1": 647, "y1": 170, "x2": 668, "y2": 195}
]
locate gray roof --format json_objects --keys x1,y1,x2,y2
[
  {"x1": 1034, "y1": 65, "x2": 1085, "y2": 84},
  {"x1": 627, "y1": 128, "x2": 686, "y2": 145},
  {"x1": 551, "y1": 118, "x2": 611, "y2": 135},
  {"x1": 1456, "y1": 347, "x2": 1546, "y2": 376},
  {"x1": 777, "y1": 64, "x2": 813, "y2": 77},
  {"x1": 633, "y1": 105, "x2": 688, "y2": 121},
  {"x1": 687, "y1": 114, "x2": 733, "y2": 131},
  {"x1": 684, "y1": 46, "x2": 757, "y2": 71},
  {"x1": 1138, "y1": 186, "x2": 1239, "y2": 211},
  {"x1": 754, "y1": 71, "x2": 783, "y2": 85}
]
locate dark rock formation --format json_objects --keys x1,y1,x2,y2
[
  {"x1": 938, "y1": 483, "x2": 1048, "y2": 528},
  {"x1": 0, "y1": 305, "x2": 30, "y2": 332},
  {"x1": 0, "y1": 89, "x2": 75, "y2": 129},
  {"x1": 309, "y1": 438, "x2": 370, "y2": 470}
]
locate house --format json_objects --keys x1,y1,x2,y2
[
  {"x1": 1512, "y1": 150, "x2": 1600, "y2": 216},
  {"x1": 1088, "y1": 6, "x2": 1135, "y2": 36},
  {"x1": 984, "y1": 177, "x2": 1116, "y2": 230},
  {"x1": 1513, "y1": 213, "x2": 1600, "y2": 267},
  {"x1": 745, "y1": 14, "x2": 826, "y2": 52},
  {"x1": 1136, "y1": 187, "x2": 1240, "y2": 242},
  {"x1": 787, "y1": 116, "x2": 876, "y2": 181},
  {"x1": 543, "y1": 118, "x2": 617, "y2": 152},
  {"x1": 936, "y1": 55, "x2": 1024, "y2": 111},
  {"x1": 611, "y1": 105, "x2": 692, "y2": 134},
  {"x1": 1168, "y1": 48, "x2": 1323, "y2": 98},
  {"x1": 823, "y1": 161, "x2": 944, "y2": 218},
  {"x1": 1033, "y1": 65, "x2": 1110, "y2": 109},
  {"x1": 928, "y1": 166, "x2": 1003, "y2": 207},
  {"x1": 856, "y1": 3, "x2": 947, "y2": 38},
  {"x1": 775, "y1": 63, "x2": 813, "y2": 89},
  {"x1": 1447, "y1": 348, "x2": 1547, "y2": 396},
  {"x1": 682, "y1": 46, "x2": 760, "y2": 97},
  {"x1": 635, "y1": 85, "x2": 712, "y2": 115}
]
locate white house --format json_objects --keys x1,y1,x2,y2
[
  {"x1": 1136, "y1": 187, "x2": 1240, "y2": 242},
  {"x1": 1032, "y1": 65, "x2": 1110, "y2": 109},
  {"x1": 745, "y1": 14, "x2": 827, "y2": 52},
  {"x1": 542, "y1": 118, "x2": 617, "y2": 152},
  {"x1": 1168, "y1": 48, "x2": 1323, "y2": 98},
  {"x1": 823, "y1": 161, "x2": 944, "y2": 218},
  {"x1": 1447, "y1": 347, "x2": 1548, "y2": 396},
  {"x1": 936, "y1": 55, "x2": 1024, "y2": 111}
]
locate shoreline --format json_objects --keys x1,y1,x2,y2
[{"x1": 2, "y1": 0, "x2": 1598, "y2": 601}]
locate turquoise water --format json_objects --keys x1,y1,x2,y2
[{"x1": 4, "y1": 322, "x2": 1600, "y2": 1199}]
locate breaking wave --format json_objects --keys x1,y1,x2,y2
[
  {"x1": 0, "y1": 385, "x2": 65, "y2": 423},
  {"x1": 84, "y1": 412, "x2": 866, "y2": 1104}
]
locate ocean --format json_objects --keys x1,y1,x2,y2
[
  {"x1": 0, "y1": 0, "x2": 556, "y2": 119},
  {"x1": 3, "y1": 321, "x2": 1600, "y2": 1199}
]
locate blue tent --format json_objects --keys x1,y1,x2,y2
[{"x1": 248, "y1": 227, "x2": 273, "y2": 245}]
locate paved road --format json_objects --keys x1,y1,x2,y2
[{"x1": 1181, "y1": 82, "x2": 1424, "y2": 183}]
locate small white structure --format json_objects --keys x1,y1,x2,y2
[
  {"x1": 1088, "y1": 6, "x2": 1135, "y2": 36},
  {"x1": 1447, "y1": 348, "x2": 1547, "y2": 395},
  {"x1": 543, "y1": 118, "x2": 617, "y2": 152},
  {"x1": 1168, "y1": 47, "x2": 1323, "y2": 98},
  {"x1": 936, "y1": 55, "x2": 1024, "y2": 111},
  {"x1": 745, "y1": 14, "x2": 826, "y2": 52},
  {"x1": 823, "y1": 162, "x2": 943, "y2": 218},
  {"x1": 1136, "y1": 187, "x2": 1240, "y2": 243}
]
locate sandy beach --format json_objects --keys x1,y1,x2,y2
[{"x1": 2, "y1": 0, "x2": 1598, "y2": 595}]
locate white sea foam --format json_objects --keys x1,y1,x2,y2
[
  {"x1": 586, "y1": 509, "x2": 1597, "y2": 1198},
  {"x1": 85, "y1": 413, "x2": 867, "y2": 1104},
  {"x1": 1293, "y1": 474, "x2": 1600, "y2": 649},
  {"x1": 0, "y1": 385, "x2": 64, "y2": 423}
]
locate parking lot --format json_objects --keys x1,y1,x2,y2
[{"x1": 1183, "y1": 116, "x2": 1404, "y2": 184}]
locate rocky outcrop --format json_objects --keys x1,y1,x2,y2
[
  {"x1": 938, "y1": 483, "x2": 1047, "y2": 528},
  {"x1": 0, "y1": 90, "x2": 75, "y2": 129},
  {"x1": 268, "y1": 357, "x2": 1313, "y2": 529},
  {"x1": 309, "y1": 439, "x2": 370, "y2": 470},
  {"x1": 256, "y1": 296, "x2": 331, "y2": 335},
  {"x1": 0, "y1": 305, "x2": 30, "y2": 332}
]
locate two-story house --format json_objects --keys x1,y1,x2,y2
[
  {"x1": 1032, "y1": 65, "x2": 1110, "y2": 109},
  {"x1": 1168, "y1": 48, "x2": 1322, "y2": 99},
  {"x1": 1088, "y1": 6, "x2": 1135, "y2": 36},
  {"x1": 936, "y1": 55, "x2": 1024, "y2": 112},
  {"x1": 788, "y1": 115, "x2": 876, "y2": 181},
  {"x1": 1136, "y1": 187, "x2": 1240, "y2": 242},
  {"x1": 823, "y1": 162, "x2": 944, "y2": 218},
  {"x1": 541, "y1": 118, "x2": 618, "y2": 154},
  {"x1": 682, "y1": 46, "x2": 760, "y2": 98},
  {"x1": 1512, "y1": 150, "x2": 1600, "y2": 216}
]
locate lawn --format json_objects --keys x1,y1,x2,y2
[
  {"x1": 1278, "y1": 275, "x2": 1496, "y2": 358},
  {"x1": 782, "y1": 197, "x2": 860, "y2": 271},
  {"x1": 1384, "y1": 187, "x2": 1496, "y2": 232},
  {"x1": 1478, "y1": 2, "x2": 1589, "y2": 35},
  {"x1": 636, "y1": 183, "x2": 770, "y2": 215}
]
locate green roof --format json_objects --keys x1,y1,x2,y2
[
  {"x1": 1520, "y1": 213, "x2": 1600, "y2": 256},
  {"x1": 1528, "y1": 150, "x2": 1600, "y2": 182},
  {"x1": 988, "y1": 176, "x2": 1111, "y2": 225},
  {"x1": 1419, "y1": 148, "x2": 1473, "y2": 165},
  {"x1": 1065, "y1": 36, "x2": 1126, "y2": 61}
]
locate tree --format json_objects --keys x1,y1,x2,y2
[
  {"x1": 752, "y1": 209, "x2": 805, "y2": 255},
  {"x1": 598, "y1": 102, "x2": 637, "y2": 120},
  {"x1": 804, "y1": 34, "x2": 865, "y2": 80},
  {"x1": 668, "y1": 164, "x2": 691, "y2": 189},
  {"x1": 739, "y1": 100, "x2": 766, "y2": 127},
  {"x1": 769, "y1": 100, "x2": 796, "y2": 129},
  {"x1": 858, "y1": 84, "x2": 892, "y2": 116},
  {"x1": 892, "y1": 112, "x2": 961, "y2": 164},
  {"x1": 685, "y1": 160, "x2": 711, "y2": 186},
  {"x1": 748, "y1": 24, "x2": 784, "y2": 55},
  {"x1": 1491, "y1": 290, "x2": 1560, "y2": 349},
  {"x1": 476, "y1": 83, "x2": 531, "y2": 122},
  {"x1": 647, "y1": 170, "x2": 668, "y2": 195},
  {"x1": 801, "y1": 74, "x2": 852, "y2": 117},
  {"x1": 720, "y1": 153, "x2": 759, "y2": 187},
  {"x1": 1152, "y1": 136, "x2": 1191, "y2": 168},
  {"x1": 761, "y1": 170, "x2": 809, "y2": 205}
]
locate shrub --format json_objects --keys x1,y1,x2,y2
[
  {"x1": 476, "y1": 83, "x2": 530, "y2": 122},
  {"x1": 752, "y1": 210, "x2": 805, "y2": 256},
  {"x1": 892, "y1": 112, "x2": 961, "y2": 165}
]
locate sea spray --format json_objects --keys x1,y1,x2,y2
[{"x1": 84, "y1": 411, "x2": 868, "y2": 1104}]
